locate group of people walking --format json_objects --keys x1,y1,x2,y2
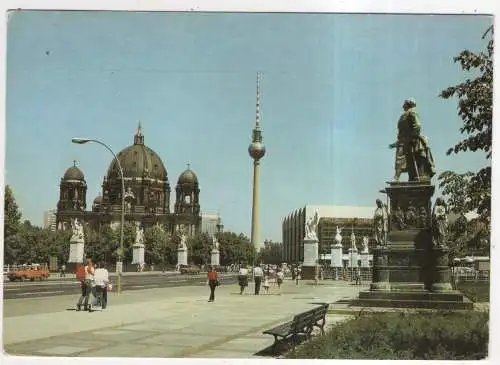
[
  {"x1": 76, "y1": 259, "x2": 111, "y2": 311},
  {"x1": 205, "y1": 263, "x2": 287, "y2": 302}
]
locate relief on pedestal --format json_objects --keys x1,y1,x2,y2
[{"x1": 391, "y1": 201, "x2": 430, "y2": 230}]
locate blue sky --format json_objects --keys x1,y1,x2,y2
[{"x1": 5, "y1": 11, "x2": 492, "y2": 241}]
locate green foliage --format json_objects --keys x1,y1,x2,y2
[
  {"x1": 188, "y1": 232, "x2": 212, "y2": 265},
  {"x1": 438, "y1": 27, "x2": 493, "y2": 222},
  {"x1": 288, "y1": 311, "x2": 488, "y2": 360},
  {"x1": 145, "y1": 225, "x2": 175, "y2": 265},
  {"x1": 256, "y1": 240, "x2": 283, "y2": 264},
  {"x1": 457, "y1": 282, "x2": 490, "y2": 303},
  {"x1": 218, "y1": 231, "x2": 255, "y2": 265},
  {"x1": 4, "y1": 185, "x2": 22, "y2": 239}
]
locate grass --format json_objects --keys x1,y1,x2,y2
[
  {"x1": 457, "y1": 282, "x2": 490, "y2": 303},
  {"x1": 286, "y1": 311, "x2": 489, "y2": 360}
]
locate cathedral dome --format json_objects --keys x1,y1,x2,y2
[
  {"x1": 63, "y1": 163, "x2": 85, "y2": 181},
  {"x1": 177, "y1": 165, "x2": 198, "y2": 185},
  {"x1": 106, "y1": 124, "x2": 168, "y2": 182}
]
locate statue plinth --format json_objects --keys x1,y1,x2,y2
[
  {"x1": 177, "y1": 246, "x2": 188, "y2": 266},
  {"x1": 301, "y1": 236, "x2": 319, "y2": 280},
  {"x1": 211, "y1": 248, "x2": 220, "y2": 266},
  {"x1": 354, "y1": 181, "x2": 471, "y2": 309},
  {"x1": 330, "y1": 242, "x2": 343, "y2": 268},
  {"x1": 132, "y1": 243, "x2": 145, "y2": 265}
]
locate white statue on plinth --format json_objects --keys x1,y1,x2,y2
[
  {"x1": 362, "y1": 236, "x2": 369, "y2": 253},
  {"x1": 135, "y1": 224, "x2": 144, "y2": 246},
  {"x1": 178, "y1": 230, "x2": 188, "y2": 250},
  {"x1": 304, "y1": 210, "x2": 320, "y2": 240},
  {"x1": 350, "y1": 231, "x2": 357, "y2": 250},
  {"x1": 334, "y1": 226, "x2": 343, "y2": 245},
  {"x1": 212, "y1": 236, "x2": 219, "y2": 250},
  {"x1": 70, "y1": 218, "x2": 84, "y2": 242}
]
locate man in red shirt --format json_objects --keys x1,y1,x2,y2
[{"x1": 207, "y1": 266, "x2": 219, "y2": 302}]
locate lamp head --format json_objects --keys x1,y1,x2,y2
[{"x1": 72, "y1": 137, "x2": 91, "y2": 144}]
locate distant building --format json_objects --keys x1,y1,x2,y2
[
  {"x1": 282, "y1": 205, "x2": 374, "y2": 263},
  {"x1": 201, "y1": 213, "x2": 220, "y2": 236},
  {"x1": 43, "y1": 209, "x2": 57, "y2": 231}
]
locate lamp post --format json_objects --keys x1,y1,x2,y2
[{"x1": 72, "y1": 137, "x2": 125, "y2": 294}]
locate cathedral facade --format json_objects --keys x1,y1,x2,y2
[{"x1": 55, "y1": 124, "x2": 201, "y2": 235}]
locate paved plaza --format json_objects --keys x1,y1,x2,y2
[{"x1": 3, "y1": 280, "x2": 366, "y2": 358}]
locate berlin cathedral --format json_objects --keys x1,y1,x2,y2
[{"x1": 55, "y1": 123, "x2": 201, "y2": 236}]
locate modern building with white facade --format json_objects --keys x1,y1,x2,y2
[
  {"x1": 43, "y1": 209, "x2": 57, "y2": 231},
  {"x1": 201, "y1": 213, "x2": 220, "y2": 236}
]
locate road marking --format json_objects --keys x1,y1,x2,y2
[
  {"x1": 16, "y1": 291, "x2": 65, "y2": 296},
  {"x1": 129, "y1": 285, "x2": 159, "y2": 288},
  {"x1": 4, "y1": 288, "x2": 20, "y2": 291},
  {"x1": 5, "y1": 281, "x2": 79, "y2": 287}
]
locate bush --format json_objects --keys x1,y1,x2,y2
[{"x1": 287, "y1": 311, "x2": 488, "y2": 360}]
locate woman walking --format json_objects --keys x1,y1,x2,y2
[
  {"x1": 207, "y1": 266, "x2": 219, "y2": 302},
  {"x1": 276, "y1": 268, "x2": 284, "y2": 294},
  {"x1": 238, "y1": 265, "x2": 249, "y2": 295}
]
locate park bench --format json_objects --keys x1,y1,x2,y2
[{"x1": 263, "y1": 303, "x2": 329, "y2": 353}]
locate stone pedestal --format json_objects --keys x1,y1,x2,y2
[
  {"x1": 177, "y1": 247, "x2": 188, "y2": 266},
  {"x1": 330, "y1": 243, "x2": 343, "y2": 280},
  {"x1": 353, "y1": 181, "x2": 472, "y2": 309},
  {"x1": 211, "y1": 249, "x2": 220, "y2": 267},
  {"x1": 68, "y1": 240, "x2": 84, "y2": 264},
  {"x1": 301, "y1": 237, "x2": 318, "y2": 279},
  {"x1": 132, "y1": 243, "x2": 145, "y2": 264},
  {"x1": 360, "y1": 250, "x2": 370, "y2": 268},
  {"x1": 430, "y1": 247, "x2": 453, "y2": 292}
]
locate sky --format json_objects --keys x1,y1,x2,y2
[{"x1": 5, "y1": 11, "x2": 493, "y2": 242}]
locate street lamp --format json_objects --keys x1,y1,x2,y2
[{"x1": 72, "y1": 137, "x2": 125, "y2": 294}]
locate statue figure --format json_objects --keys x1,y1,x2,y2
[
  {"x1": 389, "y1": 99, "x2": 436, "y2": 182},
  {"x1": 124, "y1": 187, "x2": 136, "y2": 213},
  {"x1": 432, "y1": 198, "x2": 448, "y2": 248},
  {"x1": 212, "y1": 236, "x2": 219, "y2": 250},
  {"x1": 350, "y1": 231, "x2": 356, "y2": 249},
  {"x1": 417, "y1": 206, "x2": 428, "y2": 228},
  {"x1": 71, "y1": 218, "x2": 84, "y2": 242},
  {"x1": 373, "y1": 199, "x2": 388, "y2": 245},
  {"x1": 334, "y1": 226, "x2": 343, "y2": 245},
  {"x1": 178, "y1": 229, "x2": 188, "y2": 250},
  {"x1": 304, "y1": 210, "x2": 320, "y2": 240},
  {"x1": 362, "y1": 236, "x2": 369, "y2": 253},
  {"x1": 135, "y1": 224, "x2": 144, "y2": 246},
  {"x1": 406, "y1": 202, "x2": 417, "y2": 226},
  {"x1": 393, "y1": 205, "x2": 406, "y2": 230}
]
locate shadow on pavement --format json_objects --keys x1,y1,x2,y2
[{"x1": 253, "y1": 333, "x2": 310, "y2": 358}]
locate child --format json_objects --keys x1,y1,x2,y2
[
  {"x1": 276, "y1": 269, "x2": 284, "y2": 294},
  {"x1": 263, "y1": 275, "x2": 270, "y2": 294}
]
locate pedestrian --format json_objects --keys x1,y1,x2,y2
[
  {"x1": 60, "y1": 263, "x2": 66, "y2": 278},
  {"x1": 355, "y1": 268, "x2": 361, "y2": 285},
  {"x1": 238, "y1": 265, "x2": 249, "y2": 295},
  {"x1": 295, "y1": 267, "x2": 301, "y2": 286},
  {"x1": 253, "y1": 264, "x2": 264, "y2": 295},
  {"x1": 276, "y1": 269, "x2": 284, "y2": 294},
  {"x1": 207, "y1": 266, "x2": 219, "y2": 302},
  {"x1": 76, "y1": 259, "x2": 95, "y2": 311},
  {"x1": 263, "y1": 275, "x2": 270, "y2": 294},
  {"x1": 94, "y1": 262, "x2": 110, "y2": 309}
]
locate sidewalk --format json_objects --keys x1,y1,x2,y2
[{"x1": 3, "y1": 280, "x2": 365, "y2": 358}]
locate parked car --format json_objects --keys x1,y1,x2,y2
[
  {"x1": 7, "y1": 264, "x2": 49, "y2": 282},
  {"x1": 179, "y1": 265, "x2": 201, "y2": 275}
]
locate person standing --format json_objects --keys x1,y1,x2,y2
[
  {"x1": 253, "y1": 264, "x2": 264, "y2": 295},
  {"x1": 263, "y1": 275, "x2": 270, "y2": 295},
  {"x1": 276, "y1": 269, "x2": 284, "y2": 294},
  {"x1": 77, "y1": 259, "x2": 94, "y2": 311},
  {"x1": 207, "y1": 266, "x2": 219, "y2": 302},
  {"x1": 238, "y1": 265, "x2": 249, "y2": 295},
  {"x1": 60, "y1": 263, "x2": 66, "y2": 278},
  {"x1": 93, "y1": 262, "x2": 110, "y2": 309}
]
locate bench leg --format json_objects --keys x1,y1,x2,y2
[{"x1": 271, "y1": 335, "x2": 279, "y2": 355}]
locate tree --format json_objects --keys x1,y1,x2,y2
[
  {"x1": 218, "y1": 231, "x2": 255, "y2": 266},
  {"x1": 187, "y1": 232, "x2": 212, "y2": 266},
  {"x1": 4, "y1": 185, "x2": 22, "y2": 239},
  {"x1": 257, "y1": 240, "x2": 283, "y2": 265},
  {"x1": 145, "y1": 225, "x2": 175, "y2": 266},
  {"x1": 438, "y1": 26, "x2": 493, "y2": 221}
]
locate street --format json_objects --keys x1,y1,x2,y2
[{"x1": 2, "y1": 273, "x2": 238, "y2": 300}]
